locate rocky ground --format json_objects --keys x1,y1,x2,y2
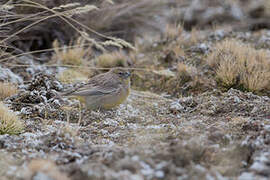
[
  {"x1": 1, "y1": 0, "x2": 270, "y2": 180},
  {"x1": 1, "y1": 79, "x2": 270, "y2": 180}
]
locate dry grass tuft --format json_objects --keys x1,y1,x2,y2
[
  {"x1": 52, "y1": 38, "x2": 91, "y2": 66},
  {"x1": 96, "y1": 51, "x2": 128, "y2": 68},
  {"x1": 0, "y1": 82, "x2": 18, "y2": 100},
  {"x1": 165, "y1": 24, "x2": 183, "y2": 41},
  {"x1": 207, "y1": 39, "x2": 270, "y2": 92},
  {"x1": 0, "y1": 102, "x2": 24, "y2": 135},
  {"x1": 177, "y1": 62, "x2": 193, "y2": 84},
  {"x1": 57, "y1": 69, "x2": 90, "y2": 84},
  {"x1": 165, "y1": 24, "x2": 199, "y2": 48}
]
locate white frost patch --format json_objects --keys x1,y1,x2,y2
[
  {"x1": 146, "y1": 125, "x2": 163, "y2": 130},
  {"x1": 127, "y1": 123, "x2": 140, "y2": 130},
  {"x1": 140, "y1": 161, "x2": 154, "y2": 177},
  {"x1": 103, "y1": 118, "x2": 119, "y2": 127},
  {"x1": 131, "y1": 155, "x2": 140, "y2": 161},
  {"x1": 250, "y1": 162, "x2": 267, "y2": 172},
  {"x1": 109, "y1": 132, "x2": 121, "y2": 138},
  {"x1": 0, "y1": 65, "x2": 23, "y2": 83},
  {"x1": 155, "y1": 170, "x2": 164, "y2": 178},
  {"x1": 100, "y1": 129, "x2": 108, "y2": 135},
  {"x1": 20, "y1": 107, "x2": 32, "y2": 115},
  {"x1": 238, "y1": 172, "x2": 256, "y2": 180},
  {"x1": 170, "y1": 101, "x2": 184, "y2": 112},
  {"x1": 146, "y1": 124, "x2": 175, "y2": 130}
]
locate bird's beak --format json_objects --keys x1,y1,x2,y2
[{"x1": 125, "y1": 71, "x2": 131, "y2": 78}]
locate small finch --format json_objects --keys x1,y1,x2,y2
[{"x1": 61, "y1": 68, "x2": 131, "y2": 110}]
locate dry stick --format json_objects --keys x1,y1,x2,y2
[
  {"x1": 1, "y1": 2, "x2": 135, "y2": 63},
  {"x1": 3, "y1": 63, "x2": 152, "y2": 72},
  {"x1": 22, "y1": 0, "x2": 135, "y2": 50},
  {"x1": 77, "y1": 101, "x2": 82, "y2": 126},
  {"x1": 0, "y1": 1, "x2": 102, "y2": 60},
  {"x1": 0, "y1": 5, "x2": 49, "y2": 27},
  {"x1": 0, "y1": 6, "x2": 98, "y2": 62},
  {"x1": 22, "y1": 1, "x2": 102, "y2": 38},
  {"x1": 0, "y1": 2, "x2": 95, "y2": 44},
  {"x1": 0, "y1": 12, "x2": 66, "y2": 45},
  {"x1": 2, "y1": 43, "x2": 46, "y2": 62},
  {"x1": 0, "y1": 42, "x2": 93, "y2": 63}
]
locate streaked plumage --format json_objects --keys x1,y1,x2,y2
[{"x1": 61, "y1": 68, "x2": 131, "y2": 110}]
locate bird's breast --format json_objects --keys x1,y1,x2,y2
[{"x1": 102, "y1": 84, "x2": 130, "y2": 109}]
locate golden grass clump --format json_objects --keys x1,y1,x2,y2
[
  {"x1": 0, "y1": 102, "x2": 24, "y2": 135},
  {"x1": 207, "y1": 39, "x2": 270, "y2": 92},
  {"x1": 165, "y1": 24, "x2": 183, "y2": 41},
  {"x1": 57, "y1": 69, "x2": 89, "y2": 84},
  {"x1": 165, "y1": 24, "x2": 199, "y2": 47},
  {"x1": 177, "y1": 62, "x2": 195, "y2": 84},
  {"x1": 96, "y1": 51, "x2": 128, "y2": 68},
  {"x1": 0, "y1": 82, "x2": 18, "y2": 100},
  {"x1": 52, "y1": 38, "x2": 91, "y2": 66}
]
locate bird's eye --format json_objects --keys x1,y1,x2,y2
[{"x1": 118, "y1": 72, "x2": 123, "y2": 75}]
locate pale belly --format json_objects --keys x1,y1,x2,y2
[{"x1": 85, "y1": 88, "x2": 130, "y2": 110}]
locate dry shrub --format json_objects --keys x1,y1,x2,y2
[
  {"x1": 0, "y1": 82, "x2": 18, "y2": 100},
  {"x1": 96, "y1": 51, "x2": 128, "y2": 68},
  {"x1": 52, "y1": 38, "x2": 91, "y2": 66},
  {"x1": 207, "y1": 39, "x2": 270, "y2": 93},
  {"x1": 0, "y1": 102, "x2": 24, "y2": 135}
]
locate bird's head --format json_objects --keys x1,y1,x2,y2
[{"x1": 110, "y1": 68, "x2": 131, "y2": 80}]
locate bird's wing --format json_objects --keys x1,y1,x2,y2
[
  {"x1": 60, "y1": 72, "x2": 120, "y2": 96},
  {"x1": 64, "y1": 84, "x2": 119, "y2": 96}
]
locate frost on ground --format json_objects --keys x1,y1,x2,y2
[
  {"x1": 0, "y1": 72, "x2": 269, "y2": 180},
  {"x1": 1, "y1": 0, "x2": 270, "y2": 179}
]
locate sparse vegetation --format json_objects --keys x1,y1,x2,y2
[
  {"x1": 57, "y1": 69, "x2": 89, "y2": 84},
  {"x1": 52, "y1": 38, "x2": 91, "y2": 66},
  {"x1": 0, "y1": 102, "x2": 24, "y2": 135},
  {"x1": 176, "y1": 62, "x2": 194, "y2": 84},
  {"x1": 1, "y1": 0, "x2": 270, "y2": 180},
  {"x1": 165, "y1": 24, "x2": 200, "y2": 48},
  {"x1": 96, "y1": 51, "x2": 128, "y2": 68},
  {"x1": 207, "y1": 39, "x2": 270, "y2": 93},
  {"x1": 0, "y1": 82, "x2": 18, "y2": 100}
]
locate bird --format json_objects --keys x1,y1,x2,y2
[{"x1": 60, "y1": 67, "x2": 131, "y2": 110}]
